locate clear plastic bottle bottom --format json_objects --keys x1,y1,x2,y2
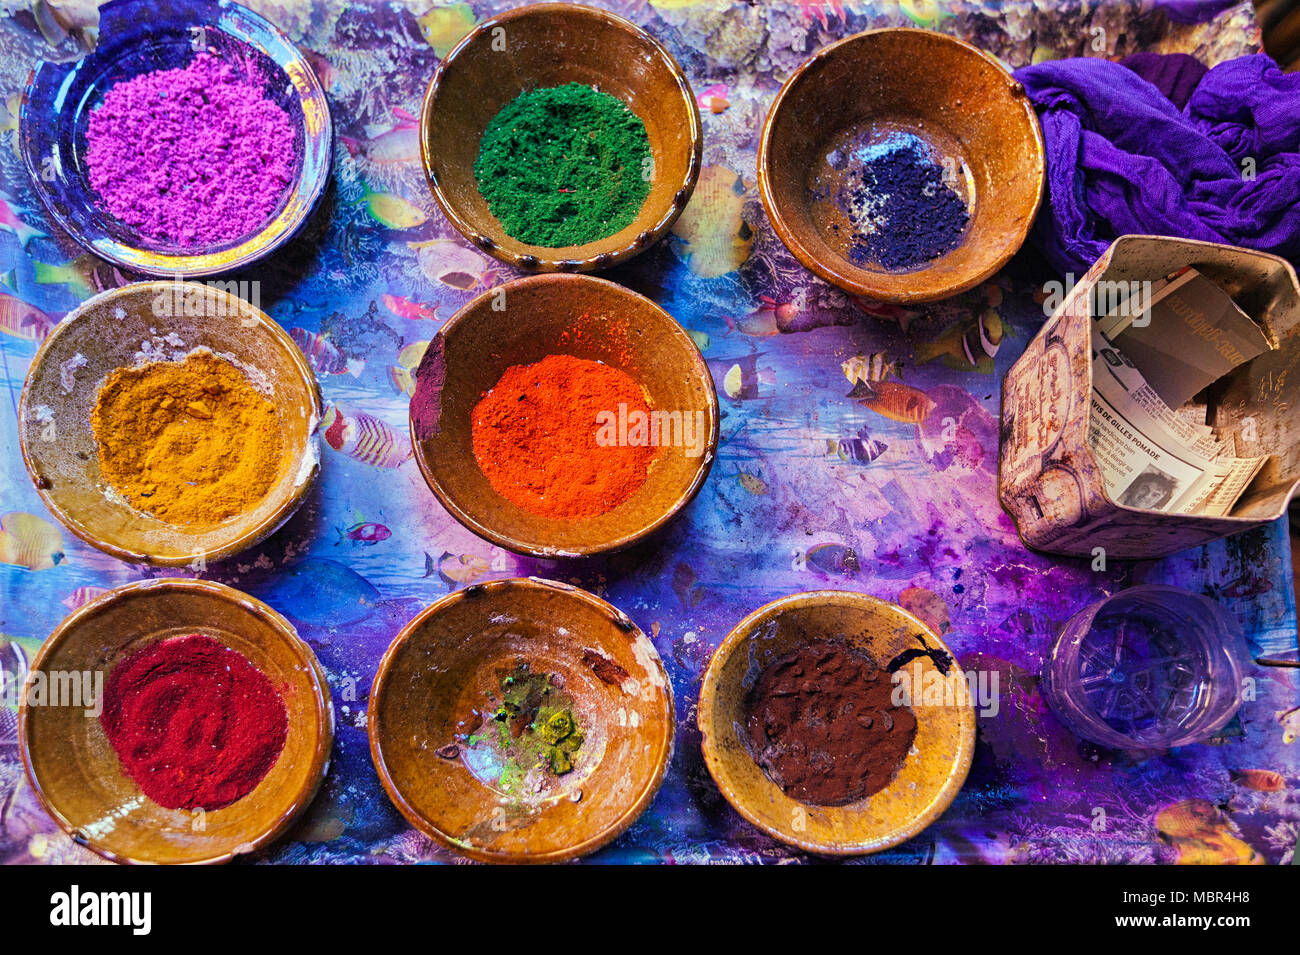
[{"x1": 1042, "y1": 586, "x2": 1245, "y2": 750}]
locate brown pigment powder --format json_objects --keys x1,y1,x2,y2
[
  {"x1": 90, "y1": 351, "x2": 285, "y2": 526},
  {"x1": 745, "y1": 639, "x2": 917, "y2": 806}
]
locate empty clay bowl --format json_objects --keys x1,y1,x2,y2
[
  {"x1": 421, "y1": 1, "x2": 701, "y2": 272},
  {"x1": 758, "y1": 28, "x2": 1044, "y2": 304},
  {"x1": 409, "y1": 273, "x2": 718, "y2": 557},
  {"x1": 19, "y1": 282, "x2": 322, "y2": 565},
  {"x1": 698, "y1": 590, "x2": 975, "y2": 855},
  {"x1": 19, "y1": 578, "x2": 333, "y2": 865},
  {"x1": 369, "y1": 577, "x2": 674, "y2": 863}
]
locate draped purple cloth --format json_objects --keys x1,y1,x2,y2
[{"x1": 1013, "y1": 54, "x2": 1300, "y2": 275}]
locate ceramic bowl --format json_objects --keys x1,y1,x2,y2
[
  {"x1": 19, "y1": 0, "x2": 332, "y2": 277},
  {"x1": 369, "y1": 577, "x2": 674, "y2": 863},
  {"x1": 19, "y1": 282, "x2": 322, "y2": 566},
  {"x1": 698, "y1": 590, "x2": 975, "y2": 855},
  {"x1": 19, "y1": 578, "x2": 333, "y2": 865},
  {"x1": 758, "y1": 28, "x2": 1044, "y2": 304},
  {"x1": 420, "y1": 1, "x2": 701, "y2": 272},
  {"x1": 409, "y1": 273, "x2": 717, "y2": 557}
]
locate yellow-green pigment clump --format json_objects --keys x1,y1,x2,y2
[{"x1": 475, "y1": 665, "x2": 584, "y2": 780}]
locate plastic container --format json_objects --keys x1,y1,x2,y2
[{"x1": 1042, "y1": 585, "x2": 1245, "y2": 749}]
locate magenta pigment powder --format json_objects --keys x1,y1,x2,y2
[{"x1": 84, "y1": 53, "x2": 296, "y2": 248}]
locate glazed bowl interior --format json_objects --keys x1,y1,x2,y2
[
  {"x1": 369, "y1": 577, "x2": 674, "y2": 863},
  {"x1": 410, "y1": 273, "x2": 717, "y2": 557},
  {"x1": 19, "y1": 0, "x2": 331, "y2": 276},
  {"x1": 698, "y1": 591, "x2": 975, "y2": 855},
  {"x1": 19, "y1": 282, "x2": 322, "y2": 565},
  {"x1": 19, "y1": 579, "x2": 333, "y2": 865},
  {"x1": 759, "y1": 28, "x2": 1044, "y2": 304},
  {"x1": 421, "y1": 1, "x2": 701, "y2": 271}
]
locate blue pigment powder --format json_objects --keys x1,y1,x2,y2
[{"x1": 831, "y1": 132, "x2": 970, "y2": 270}]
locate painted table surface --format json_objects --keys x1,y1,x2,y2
[{"x1": 0, "y1": 0, "x2": 1297, "y2": 866}]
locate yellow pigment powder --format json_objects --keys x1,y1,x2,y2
[{"x1": 90, "y1": 351, "x2": 285, "y2": 526}]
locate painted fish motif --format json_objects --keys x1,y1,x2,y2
[
  {"x1": 290, "y1": 327, "x2": 363, "y2": 377},
  {"x1": 898, "y1": 585, "x2": 951, "y2": 634},
  {"x1": 0, "y1": 292, "x2": 55, "y2": 342},
  {"x1": 849, "y1": 295, "x2": 921, "y2": 332},
  {"x1": 409, "y1": 238, "x2": 493, "y2": 291},
  {"x1": 900, "y1": 0, "x2": 954, "y2": 27},
  {"x1": 388, "y1": 340, "x2": 430, "y2": 397},
  {"x1": 1229, "y1": 769, "x2": 1286, "y2": 792},
  {"x1": 62, "y1": 585, "x2": 110, "y2": 610},
  {"x1": 842, "y1": 351, "x2": 901, "y2": 385},
  {"x1": 417, "y1": 1, "x2": 476, "y2": 56},
  {"x1": 382, "y1": 293, "x2": 439, "y2": 322},
  {"x1": 342, "y1": 109, "x2": 421, "y2": 167},
  {"x1": 322, "y1": 404, "x2": 412, "y2": 468},
  {"x1": 1276, "y1": 706, "x2": 1300, "y2": 744},
  {"x1": 356, "y1": 185, "x2": 428, "y2": 230},
  {"x1": 827, "y1": 426, "x2": 886, "y2": 465},
  {"x1": 803, "y1": 543, "x2": 860, "y2": 576},
  {"x1": 0, "y1": 196, "x2": 46, "y2": 248},
  {"x1": 671, "y1": 165, "x2": 753, "y2": 278},
  {"x1": 715, "y1": 355, "x2": 774, "y2": 401},
  {"x1": 426, "y1": 551, "x2": 490, "y2": 589},
  {"x1": 253, "y1": 558, "x2": 379, "y2": 626},
  {"x1": 0, "y1": 513, "x2": 65, "y2": 570},
  {"x1": 696, "y1": 82, "x2": 730, "y2": 114},
  {"x1": 1154, "y1": 799, "x2": 1263, "y2": 865},
  {"x1": 849, "y1": 378, "x2": 936, "y2": 424},
  {"x1": 335, "y1": 521, "x2": 391, "y2": 546},
  {"x1": 916, "y1": 309, "x2": 1003, "y2": 373}
]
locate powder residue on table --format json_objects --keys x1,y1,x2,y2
[
  {"x1": 745, "y1": 639, "x2": 917, "y2": 806},
  {"x1": 100, "y1": 634, "x2": 288, "y2": 811},
  {"x1": 90, "y1": 350, "x2": 285, "y2": 526},
  {"x1": 84, "y1": 53, "x2": 296, "y2": 248},
  {"x1": 812, "y1": 129, "x2": 970, "y2": 270},
  {"x1": 473, "y1": 83, "x2": 652, "y2": 247},
  {"x1": 471, "y1": 353, "x2": 657, "y2": 519}
]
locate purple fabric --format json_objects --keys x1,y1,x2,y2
[
  {"x1": 1014, "y1": 54, "x2": 1300, "y2": 276},
  {"x1": 1120, "y1": 52, "x2": 1207, "y2": 108}
]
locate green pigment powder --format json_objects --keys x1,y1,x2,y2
[
  {"x1": 473, "y1": 83, "x2": 653, "y2": 247},
  {"x1": 469, "y1": 665, "x2": 585, "y2": 784}
]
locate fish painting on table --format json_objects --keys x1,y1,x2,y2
[
  {"x1": 0, "y1": 292, "x2": 55, "y2": 342},
  {"x1": 382, "y1": 294, "x2": 438, "y2": 322},
  {"x1": 0, "y1": 513, "x2": 64, "y2": 570},
  {"x1": 671, "y1": 165, "x2": 753, "y2": 278},
  {"x1": 826, "y1": 426, "x2": 886, "y2": 466},
  {"x1": 915, "y1": 309, "x2": 1003, "y2": 373},
  {"x1": 335, "y1": 519, "x2": 392, "y2": 546},
  {"x1": 849, "y1": 378, "x2": 936, "y2": 424},
  {"x1": 322, "y1": 404, "x2": 412, "y2": 469},
  {"x1": 409, "y1": 239, "x2": 494, "y2": 292},
  {"x1": 388, "y1": 340, "x2": 429, "y2": 397},
  {"x1": 425, "y1": 551, "x2": 490, "y2": 590},
  {"x1": 291, "y1": 327, "x2": 364, "y2": 377}
]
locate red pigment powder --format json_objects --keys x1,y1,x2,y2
[
  {"x1": 745, "y1": 640, "x2": 917, "y2": 806},
  {"x1": 84, "y1": 53, "x2": 296, "y2": 248},
  {"x1": 471, "y1": 353, "x2": 657, "y2": 520},
  {"x1": 100, "y1": 634, "x2": 289, "y2": 810}
]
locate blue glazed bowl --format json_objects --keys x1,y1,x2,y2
[{"x1": 19, "y1": 0, "x2": 332, "y2": 277}]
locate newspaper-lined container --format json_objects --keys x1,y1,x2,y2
[{"x1": 999, "y1": 235, "x2": 1300, "y2": 559}]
